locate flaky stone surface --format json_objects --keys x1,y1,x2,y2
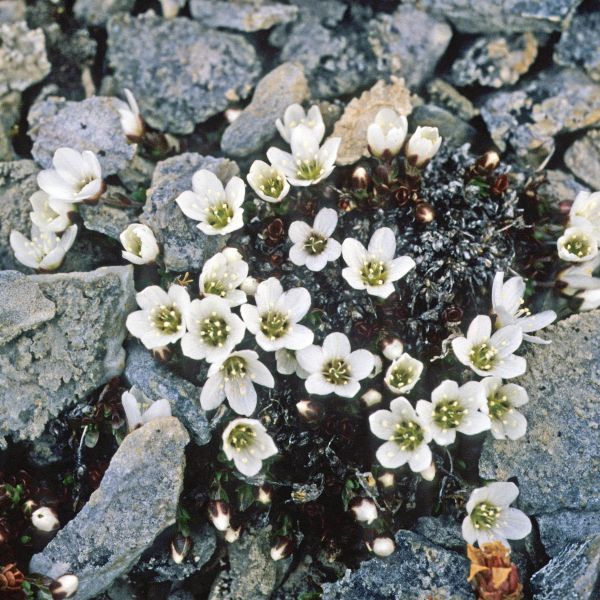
[
  {"x1": 74, "y1": 0, "x2": 135, "y2": 26},
  {"x1": 537, "y1": 170, "x2": 588, "y2": 207},
  {"x1": 537, "y1": 511, "x2": 600, "y2": 557},
  {"x1": 565, "y1": 130, "x2": 600, "y2": 190},
  {"x1": 427, "y1": 79, "x2": 479, "y2": 121},
  {"x1": 0, "y1": 91, "x2": 20, "y2": 161},
  {"x1": 555, "y1": 12, "x2": 600, "y2": 82}
]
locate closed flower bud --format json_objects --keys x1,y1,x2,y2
[
  {"x1": 240, "y1": 276, "x2": 259, "y2": 296},
  {"x1": 22, "y1": 499, "x2": 38, "y2": 516},
  {"x1": 208, "y1": 500, "x2": 230, "y2": 532},
  {"x1": 349, "y1": 497, "x2": 378, "y2": 524},
  {"x1": 405, "y1": 126, "x2": 442, "y2": 168},
  {"x1": 225, "y1": 526, "x2": 242, "y2": 543},
  {"x1": 419, "y1": 462, "x2": 436, "y2": 481},
  {"x1": 225, "y1": 108, "x2": 243, "y2": 123},
  {"x1": 382, "y1": 338, "x2": 404, "y2": 361},
  {"x1": 369, "y1": 536, "x2": 395, "y2": 557},
  {"x1": 367, "y1": 108, "x2": 408, "y2": 158},
  {"x1": 257, "y1": 484, "x2": 273, "y2": 505},
  {"x1": 270, "y1": 536, "x2": 293, "y2": 561},
  {"x1": 378, "y1": 472, "x2": 395, "y2": 489},
  {"x1": 31, "y1": 506, "x2": 59, "y2": 532},
  {"x1": 415, "y1": 201, "x2": 436, "y2": 224},
  {"x1": 50, "y1": 574, "x2": 79, "y2": 599},
  {"x1": 296, "y1": 399, "x2": 321, "y2": 422},
  {"x1": 151, "y1": 345, "x2": 172, "y2": 363},
  {"x1": 170, "y1": 534, "x2": 192, "y2": 564},
  {"x1": 352, "y1": 166, "x2": 371, "y2": 189},
  {"x1": 361, "y1": 388, "x2": 382, "y2": 408},
  {"x1": 476, "y1": 151, "x2": 500, "y2": 172}
]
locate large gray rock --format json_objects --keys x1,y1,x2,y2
[
  {"x1": 479, "y1": 310, "x2": 600, "y2": 514},
  {"x1": 322, "y1": 531, "x2": 472, "y2": 600},
  {"x1": 79, "y1": 200, "x2": 137, "y2": 241},
  {"x1": 141, "y1": 153, "x2": 238, "y2": 272},
  {"x1": 565, "y1": 130, "x2": 600, "y2": 190},
  {"x1": 74, "y1": 0, "x2": 135, "y2": 26},
  {"x1": 107, "y1": 13, "x2": 261, "y2": 134},
  {"x1": 28, "y1": 95, "x2": 136, "y2": 176},
  {"x1": 537, "y1": 170, "x2": 588, "y2": 207},
  {"x1": 531, "y1": 535, "x2": 600, "y2": 600},
  {"x1": 221, "y1": 63, "x2": 309, "y2": 157},
  {"x1": 409, "y1": 105, "x2": 476, "y2": 147},
  {"x1": 0, "y1": 91, "x2": 20, "y2": 161},
  {"x1": 414, "y1": 516, "x2": 464, "y2": 550},
  {"x1": 0, "y1": 0, "x2": 25, "y2": 24},
  {"x1": 426, "y1": 79, "x2": 479, "y2": 121},
  {"x1": 0, "y1": 266, "x2": 135, "y2": 447},
  {"x1": 537, "y1": 511, "x2": 600, "y2": 557},
  {"x1": 30, "y1": 417, "x2": 189, "y2": 600},
  {"x1": 555, "y1": 12, "x2": 600, "y2": 82}
]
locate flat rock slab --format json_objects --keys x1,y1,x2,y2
[
  {"x1": 0, "y1": 266, "x2": 135, "y2": 447},
  {"x1": 565, "y1": 129, "x2": 600, "y2": 190},
  {"x1": 479, "y1": 310, "x2": 600, "y2": 514},
  {"x1": 554, "y1": 12, "x2": 600, "y2": 82},
  {"x1": 30, "y1": 417, "x2": 189, "y2": 600},
  {"x1": 537, "y1": 511, "x2": 600, "y2": 557}
]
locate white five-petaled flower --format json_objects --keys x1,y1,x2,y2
[
  {"x1": 176, "y1": 169, "x2": 245, "y2": 236},
  {"x1": 384, "y1": 352, "x2": 423, "y2": 394},
  {"x1": 222, "y1": 417, "x2": 278, "y2": 477},
  {"x1": 452, "y1": 315, "x2": 526, "y2": 379},
  {"x1": 126, "y1": 284, "x2": 190, "y2": 349},
  {"x1": 267, "y1": 125, "x2": 340, "y2": 187},
  {"x1": 121, "y1": 386, "x2": 171, "y2": 432},
  {"x1": 416, "y1": 380, "x2": 490, "y2": 446},
  {"x1": 180, "y1": 296, "x2": 245, "y2": 363},
  {"x1": 10, "y1": 224, "x2": 77, "y2": 271},
  {"x1": 569, "y1": 190, "x2": 600, "y2": 237},
  {"x1": 201, "y1": 350, "x2": 274, "y2": 416},
  {"x1": 462, "y1": 482, "x2": 531, "y2": 548},
  {"x1": 557, "y1": 218, "x2": 599, "y2": 263},
  {"x1": 288, "y1": 208, "x2": 342, "y2": 271},
  {"x1": 275, "y1": 103, "x2": 325, "y2": 144},
  {"x1": 491, "y1": 272, "x2": 556, "y2": 344},
  {"x1": 405, "y1": 126, "x2": 442, "y2": 168},
  {"x1": 275, "y1": 349, "x2": 309, "y2": 378},
  {"x1": 349, "y1": 498, "x2": 378, "y2": 524},
  {"x1": 29, "y1": 190, "x2": 73, "y2": 232},
  {"x1": 342, "y1": 227, "x2": 416, "y2": 299},
  {"x1": 296, "y1": 332, "x2": 374, "y2": 398},
  {"x1": 120, "y1": 223, "x2": 159, "y2": 265},
  {"x1": 558, "y1": 256, "x2": 600, "y2": 310},
  {"x1": 367, "y1": 108, "x2": 408, "y2": 158},
  {"x1": 240, "y1": 277, "x2": 313, "y2": 352},
  {"x1": 247, "y1": 160, "x2": 290, "y2": 203},
  {"x1": 369, "y1": 397, "x2": 432, "y2": 472},
  {"x1": 37, "y1": 147, "x2": 104, "y2": 204},
  {"x1": 481, "y1": 377, "x2": 528, "y2": 440},
  {"x1": 115, "y1": 88, "x2": 145, "y2": 140},
  {"x1": 199, "y1": 248, "x2": 249, "y2": 307}
]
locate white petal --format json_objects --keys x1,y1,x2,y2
[
  {"x1": 233, "y1": 453, "x2": 263, "y2": 477},
  {"x1": 296, "y1": 344, "x2": 323, "y2": 373},
  {"x1": 388, "y1": 256, "x2": 416, "y2": 281},
  {"x1": 342, "y1": 238, "x2": 367, "y2": 269},
  {"x1": 347, "y1": 349, "x2": 375, "y2": 381},
  {"x1": 280, "y1": 287, "x2": 311, "y2": 322},
  {"x1": 461, "y1": 517, "x2": 477, "y2": 544},
  {"x1": 452, "y1": 337, "x2": 472, "y2": 366},
  {"x1": 368, "y1": 227, "x2": 396, "y2": 262},
  {"x1": 192, "y1": 169, "x2": 224, "y2": 195},
  {"x1": 408, "y1": 444, "x2": 432, "y2": 472},
  {"x1": 143, "y1": 399, "x2": 172, "y2": 422},
  {"x1": 255, "y1": 277, "x2": 283, "y2": 310},
  {"x1": 285, "y1": 324, "x2": 314, "y2": 350},
  {"x1": 313, "y1": 207, "x2": 338, "y2": 237},
  {"x1": 305, "y1": 373, "x2": 334, "y2": 395},
  {"x1": 496, "y1": 508, "x2": 531, "y2": 540},
  {"x1": 200, "y1": 374, "x2": 226, "y2": 410},
  {"x1": 485, "y1": 482, "x2": 519, "y2": 507},
  {"x1": 491, "y1": 355, "x2": 526, "y2": 379},
  {"x1": 176, "y1": 190, "x2": 205, "y2": 221},
  {"x1": 458, "y1": 411, "x2": 491, "y2": 435},
  {"x1": 467, "y1": 315, "x2": 492, "y2": 345},
  {"x1": 288, "y1": 220, "x2": 312, "y2": 244},
  {"x1": 369, "y1": 409, "x2": 396, "y2": 440},
  {"x1": 225, "y1": 377, "x2": 257, "y2": 416},
  {"x1": 503, "y1": 410, "x2": 527, "y2": 440},
  {"x1": 322, "y1": 332, "x2": 351, "y2": 359},
  {"x1": 376, "y1": 441, "x2": 409, "y2": 469},
  {"x1": 304, "y1": 253, "x2": 329, "y2": 272},
  {"x1": 491, "y1": 325, "x2": 523, "y2": 358}
]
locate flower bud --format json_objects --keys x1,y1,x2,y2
[
  {"x1": 349, "y1": 498, "x2": 378, "y2": 524},
  {"x1": 415, "y1": 201, "x2": 436, "y2": 224},
  {"x1": 225, "y1": 525, "x2": 242, "y2": 543},
  {"x1": 225, "y1": 108, "x2": 243, "y2": 123},
  {"x1": 361, "y1": 388, "x2": 382, "y2": 408},
  {"x1": 476, "y1": 151, "x2": 500, "y2": 172},
  {"x1": 50, "y1": 574, "x2": 79, "y2": 599},
  {"x1": 170, "y1": 534, "x2": 192, "y2": 564},
  {"x1": 257, "y1": 484, "x2": 273, "y2": 505},
  {"x1": 31, "y1": 506, "x2": 59, "y2": 532},
  {"x1": 296, "y1": 399, "x2": 321, "y2": 422},
  {"x1": 557, "y1": 220, "x2": 599, "y2": 263},
  {"x1": 367, "y1": 108, "x2": 408, "y2": 158},
  {"x1": 405, "y1": 126, "x2": 442, "y2": 168},
  {"x1": 419, "y1": 462, "x2": 436, "y2": 481},
  {"x1": 208, "y1": 500, "x2": 230, "y2": 532},
  {"x1": 270, "y1": 536, "x2": 293, "y2": 561},
  {"x1": 351, "y1": 166, "x2": 371, "y2": 190},
  {"x1": 378, "y1": 472, "x2": 395, "y2": 489},
  {"x1": 22, "y1": 499, "x2": 38, "y2": 516},
  {"x1": 369, "y1": 354, "x2": 383, "y2": 378},
  {"x1": 160, "y1": 0, "x2": 184, "y2": 18},
  {"x1": 369, "y1": 536, "x2": 395, "y2": 557},
  {"x1": 240, "y1": 276, "x2": 259, "y2": 296},
  {"x1": 381, "y1": 338, "x2": 404, "y2": 361},
  {"x1": 152, "y1": 345, "x2": 172, "y2": 363}
]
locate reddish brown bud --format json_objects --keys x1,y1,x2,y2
[
  {"x1": 352, "y1": 166, "x2": 371, "y2": 189},
  {"x1": 415, "y1": 201, "x2": 436, "y2": 223}
]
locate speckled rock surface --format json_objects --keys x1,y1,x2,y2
[
  {"x1": 107, "y1": 13, "x2": 261, "y2": 134},
  {"x1": 0, "y1": 0, "x2": 25, "y2": 23},
  {"x1": 409, "y1": 105, "x2": 476, "y2": 147},
  {"x1": 554, "y1": 12, "x2": 600, "y2": 82},
  {"x1": 427, "y1": 79, "x2": 479, "y2": 121},
  {"x1": 79, "y1": 199, "x2": 136, "y2": 241},
  {"x1": 0, "y1": 91, "x2": 20, "y2": 161},
  {"x1": 414, "y1": 516, "x2": 464, "y2": 550},
  {"x1": 30, "y1": 417, "x2": 189, "y2": 600},
  {"x1": 537, "y1": 170, "x2": 588, "y2": 207},
  {"x1": 537, "y1": 511, "x2": 600, "y2": 557},
  {"x1": 565, "y1": 130, "x2": 600, "y2": 190},
  {"x1": 74, "y1": 0, "x2": 135, "y2": 26}
]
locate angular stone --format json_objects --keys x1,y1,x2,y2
[
  {"x1": 536, "y1": 170, "x2": 588, "y2": 207},
  {"x1": 321, "y1": 530, "x2": 472, "y2": 599},
  {"x1": 565, "y1": 130, "x2": 600, "y2": 190},
  {"x1": 368, "y1": 6, "x2": 452, "y2": 89},
  {"x1": 414, "y1": 516, "x2": 464, "y2": 550},
  {"x1": 531, "y1": 535, "x2": 600, "y2": 599},
  {"x1": 221, "y1": 63, "x2": 309, "y2": 157},
  {"x1": 537, "y1": 511, "x2": 600, "y2": 557},
  {"x1": 0, "y1": 266, "x2": 135, "y2": 447},
  {"x1": 427, "y1": 79, "x2": 479, "y2": 121},
  {"x1": 30, "y1": 417, "x2": 189, "y2": 600},
  {"x1": 0, "y1": 91, "x2": 20, "y2": 161},
  {"x1": 141, "y1": 153, "x2": 238, "y2": 272},
  {"x1": 79, "y1": 201, "x2": 136, "y2": 242},
  {"x1": 479, "y1": 311, "x2": 600, "y2": 514},
  {"x1": 410, "y1": 105, "x2": 476, "y2": 147},
  {"x1": 555, "y1": 12, "x2": 600, "y2": 82},
  {"x1": 74, "y1": 0, "x2": 135, "y2": 26},
  {"x1": 124, "y1": 341, "x2": 212, "y2": 446},
  {"x1": 0, "y1": 0, "x2": 25, "y2": 23},
  {"x1": 28, "y1": 95, "x2": 136, "y2": 176},
  {"x1": 190, "y1": 0, "x2": 298, "y2": 31},
  {"x1": 107, "y1": 13, "x2": 261, "y2": 134}
]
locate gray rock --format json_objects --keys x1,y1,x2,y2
[
  {"x1": 555, "y1": 12, "x2": 600, "y2": 82},
  {"x1": 0, "y1": 91, "x2": 20, "y2": 161},
  {"x1": 190, "y1": 0, "x2": 298, "y2": 31},
  {"x1": 531, "y1": 535, "x2": 600, "y2": 599},
  {"x1": 450, "y1": 33, "x2": 539, "y2": 88},
  {"x1": 0, "y1": 21, "x2": 51, "y2": 96},
  {"x1": 74, "y1": 0, "x2": 135, "y2": 26},
  {"x1": 368, "y1": 6, "x2": 452, "y2": 89},
  {"x1": 403, "y1": 0, "x2": 583, "y2": 34},
  {"x1": 141, "y1": 153, "x2": 238, "y2": 272},
  {"x1": 322, "y1": 530, "x2": 472, "y2": 600},
  {"x1": 481, "y1": 68, "x2": 600, "y2": 168},
  {"x1": 0, "y1": 266, "x2": 135, "y2": 447},
  {"x1": 410, "y1": 105, "x2": 476, "y2": 147},
  {"x1": 537, "y1": 511, "x2": 600, "y2": 557},
  {"x1": 107, "y1": 13, "x2": 261, "y2": 134},
  {"x1": 479, "y1": 310, "x2": 600, "y2": 514},
  {"x1": 221, "y1": 63, "x2": 309, "y2": 157},
  {"x1": 124, "y1": 341, "x2": 212, "y2": 446},
  {"x1": 537, "y1": 170, "x2": 588, "y2": 207},
  {"x1": 427, "y1": 79, "x2": 479, "y2": 121},
  {"x1": 79, "y1": 199, "x2": 136, "y2": 241},
  {"x1": 0, "y1": 0, "x2": 25, "y2": 23},
  {"x1": 28, "y1": 95, "x2": 136, "y2": 176},
  {"x1": 414, "y1": 516, "x2": 464, "y2": 550},
  {"x1": 117, "y1": 154, "x2": 155, "y2": 193},
  {"x1": 30, "y1": 417, "x2": 189, "y2": 600},
  {"x1": 565, "y1": 130, "x2": 600, "y2": 190}
]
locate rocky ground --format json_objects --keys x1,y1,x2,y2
[{"x1": 1, "y1": 0, "x2": 600, "y2": 599}]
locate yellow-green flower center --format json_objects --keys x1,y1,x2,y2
[
  {"x1": 322, "y1": 358, "x2": 351, "y2": 385},
  {"x1": 296, "y1": 159, "x2": 323, "y2": 181},
  {"x1": 487, "y1": 390, "x2": 512, "y2": 421},
  {"x1": 469, "y1": 342, "x2": 498, "y2": 371},
  {"x1": 361, "y1": 260, "x2": 387, "y2": 287},
  {"x1": 564, "y1": 235, "x2": 592, "y2": 258},
  {"x1": 260, "y1": 311, "x2": 289, "y2": 340},
  {"x1": 199, "y1": 314, "x2": 229, "y2": 347},
  {"x1": 432, "y1": 398, "x2": 467, "y2": 430},
  {"x1": 471, "y1": 501, "x2": 501, "y2": 530},
  {"x1": 203, "y1": 278, "x2": 228, "y2": 298},
  {"x1": 221, "y1": 356, "x2": 247, "y2": 379},
  {"x1": 391, "y1": 420, "x2": 424, "y2": 451},
  {"x1": 126, "y1": 234, "x2": 142, "y2": 256},
  {"x1": 304, "y1": 232, "x2": 327, "y2": 255},
  {"x1": 388, "y1": 364, "x2": 415, "y2": 390},
  {"x1": 151, "y1": 304, "x2": 182, "y2": 334},
  {"x1": 260, "y1": 174, "x2": 285, "y2": 199},
  {"x1": 207, "y1": 201, "x2": 233, "y2": 229},
  {"x1": 228, "y1": 423, "x2": 256, "y2": 450}
]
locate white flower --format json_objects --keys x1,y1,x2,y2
[
  {"x1": 121, "y1": 387, "x2": 171, "y2": 432},
  {"x1": 201, "y1": 350, "x2": 274, "y2": 416},
  {"x1": 240, "y1": 275, "x2": 259, "y2": 296},
  {"x1": 126, "y1": 285, "x2": 190, "y2": 349},
  {"x1": 275, "y1": 103, "x2": 325, "y2": 144},
  {"x1": 297, "y1": 332, "x2": 374, "y2": 398},
  {"x1": 557, "y1": 218, "x2": 599, "y2": 262},
  {"x1": 481, "y1": 377, "x2": 528, "y2": 440},
  {"x1": 370, "y1": 536, "x2": 395, "y2": 557},
  {"x1": 349, "y1": 498, "x2": 378, "y2": 524},
  {"x1": 208, "y1": 500, "x2": 230, "y2": 531},
  {"x1": 367, "y1": 108, "x2": 408, "y2": 158},
  {"x1": 115, "y1": 88, "x2": 144, "y2": 140},
  {"x1": 369, "y1": 397, "x2": 432, "y2": 472},
  {"x1": 199, "y1": 248, "x2": 248, "y2": 307},
  {"x1": 180, "y1": 296, "x2": 245, "y2": 363},
  {"x1": 452, "y1": 315, "x2": 526, "y2": 379},
  {"x1": 120, "y1": 223, "x2": 159, "y2": 265},
  {"x1": 31, "y1": 506, "x2": 59, "y2": 532},
  {"x1": 50, "y1": 575, "x2": 79, "y2": 599},
  {"x1": 416, "y1": 380, "x2": 490, "y2": 446},
  {"x1": 462, "y1": 482, "x2": 531, "y2": 548},
  {"x1": 240, "y1": 277, "x2": 313, "y2": 352},
  {"x1": 267, "y1": 125, "x2": 340, "y2": 187},
  {"x1": 29, "y1": 190, "x2": 73, "y2": 232},
  {"x1": 342, "y1": 227, "x2": 415, "y2": 299},
  {"x1": 384, "y1": 353, "x2": 423, "y2": 394},
  {"x1": 579, "y1": 288, "x2": 600, "y2": 311},
  {"x1": 222, "y1": 417, "x2": 278, "y2": 477},
  {"x1": 270, "y1": 537, "x2": 293, "y2": 561},
  {"x1": 491, "y1": 272, "x2": 556, "y2": 344},
  {"x1": 176, "y1": 169, "x2": 245, "y2": 236},
  {"x1": 288, "y1": 208, "x2": 342, "y2": 271},
  {"x1": 247, "y1": 160, "x2": 290, "y2": 203},
  {"x1": 275, "y1": 348, "x2": 309, "y2": 378},
  {"x1": 569, "y1": 190, "x2": 600, "y2": 237},
  {"x1": 10, "y1": 224, "x2": 77, "y2": 271},
  {"x1": 37, "y1": 147, "x2": 104, "y2": 204},
  {"x1": 558, "y1": 256, "x2": 600, "y2": 295},
  {"x1": 405, "y1": 126, "x2": 442, "y2": 167},
  {"x1": 382, "y1": 338, "x2": 404, "y2": 361}
]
